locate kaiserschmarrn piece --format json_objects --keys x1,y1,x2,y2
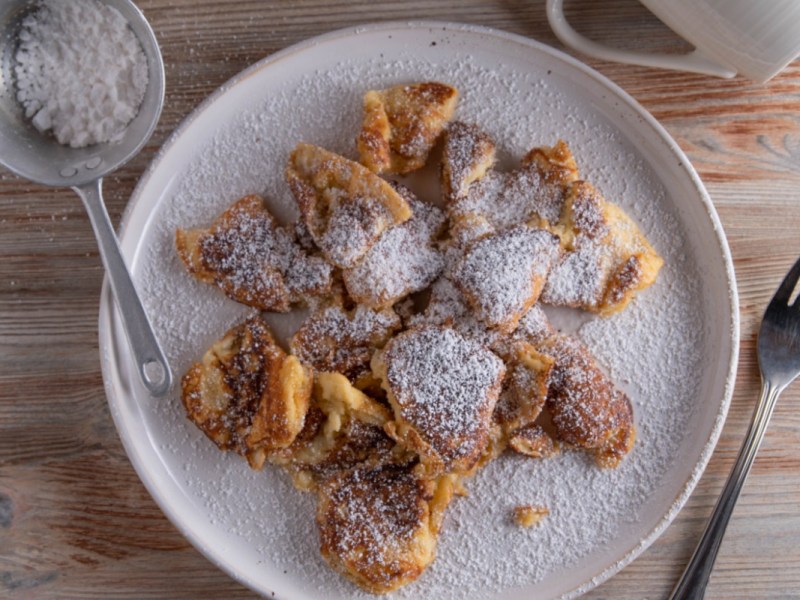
[
  {"x1": 342, "y1": 185, "x2": 446, "y2": 309},
  {"x1": 271, "y1": 371, "x2": 396, "y2": 490},
  {"x1": 447, "y1": 127, "x2": 579, "y2": 231},
  {"x1": 358, "y1": 81, "x2": 458, "y2": 175},
  {"x1": 508, "y1": 424, "x2": 559, "y2": 459},
  {"x1": 373, "y1": 325, "x2": 506, "y2": 476},
  {"x1": 450, "y1": 226, "x2": 561, "y2": 332},
  {"x1": 175, "y1": 195, "x2": 333, "y2": 311},
  {"x1": 441, "y1": 121, "x2": 496, "y2": 204},
  {"x1": 539, "y1": 335, "x2": 636, "y2": 468},
  {"x1": 286, "y1": 143, "x2": 413, "y2": 268},
  {"x1": 542, "y1": 181, "x2": 664, "y2": 315},
  {"x1": 290, "y1": 302, "x2": 402, "y2": 381},
  {"x1": 316, "y1": 460, "x2": 458, "y2": 593},
  {"x1": 512, "y1": 504, "x2": 550, "y2": 528},
  {"x1": 493, "y1": 342, "x2": 553, "y2": 436},
  {"x1": 181, "y1": 315, "x2": 313, "y2": 470}
]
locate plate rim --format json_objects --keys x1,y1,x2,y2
[{"x1": 99, "y1": 19, "x2": 740, "y2": 600}]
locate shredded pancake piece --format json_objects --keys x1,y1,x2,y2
[
  {"x1": 508, "y1": 425, "x2": 559, "y2": 459},
  {"x1": 343, "y1": 185, "x2": 446, "y2": 309},
  {"x1": 175, "y1": 195, "x2": 333, "y2": 311},
  {"x1": 271, "y1": 371, "x2": 397, "y2": 491},
  {"x1": 446, "y1": 128, "x2": 579, "y2": 231},
  {"x1": 180, "y1": 315, "x2": 313, "y2": 470},
  {"x1": 358, "y1": 81, "x2": 458, "y2": 175},
  {"x1": 373, "y1": 325, "x2": 506, "y2": 476},
  {"x1": 316, "y1": 460, "x2": 458, "y2": 594},
  {"x1": 539, "y1": 335, "x2": 636, "y2": 468},
  {"x1": 450, "y1": 226, "x2": 561, "y2": 332},
  {"x1": 512, "y1": 505, "x2": 550, "y2": 528},
  {"x1": 286, "y1": 143, "x2": 413, "y2": 268},
  {"x1": 441, "y1": 121, "x2": 496, "y2": 204},
  {"x1": 542, "y1": 181, "x2": 664, "y2": 315},
  {"x1": 290, "y1": 302, "x2": 402, "y2": 381},
  {"x1": 493, "y1": 342, "x2": 554, "y2": 435}
]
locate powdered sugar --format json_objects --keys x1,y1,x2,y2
[
  {"x1": 451, "y1": 226, "x2": 560, "y2": 330},
  {"x1": 121, "y1": 25, "x2": 723, "y2": 600},
  {"x1": 450, "y1": 165, "x2": 566, "y2": 229},
  {"x1": 290, "y1": 303, "x2": 401, "y2": 377},
  {"x1": 14, "y1": 0, "x2": 148, "y2": 148},
  {"x1": 381, "y1": 325, "x2": 505, "y2": 470},
  {"x1": 343, "y1": 194, "x2": 446, "y2": 308},
  {"x1": 543, "y1": 240, "x2": 608, "y2": 307}
]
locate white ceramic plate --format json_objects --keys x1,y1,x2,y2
[{"x1": 99, "y1": 22, "x2": 739, "y2": 600}]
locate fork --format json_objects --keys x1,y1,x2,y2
[{"x1": 669, "y1": 256, "x2": 800, "y2": 600}]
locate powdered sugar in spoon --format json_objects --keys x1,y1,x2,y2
[{"x1": 0, "y1": 0, "x2": 171, "y2": 396}]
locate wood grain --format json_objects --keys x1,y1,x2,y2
[{"x1": 1, "y1": 0, "x2": 799, "y2": 598}]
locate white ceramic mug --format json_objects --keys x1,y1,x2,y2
[{"x1": 547, "y1": 0, "x2": 800, "y2": 82}]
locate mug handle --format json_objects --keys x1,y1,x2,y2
[{"x1": 546, "y1": 0, "x2": 737, "y2": 78}]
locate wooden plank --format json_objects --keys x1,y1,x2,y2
[{"x1": 1, "y1": 1, "x2": 799, "y2": 598}]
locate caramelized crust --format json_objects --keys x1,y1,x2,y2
[
  {"x1": 542, "y1": 181, "x2": 664, "y2": 315},
  {"x1": 180, "y1": 316, "x2": 312, "y2": 469},
  {"x1": 358, "y1": 81, "x2": 458, "y2": 175},
  {"x1": 290, "y1": 302, "x2": 401, "y2": 381},
  {"x1": 286, "y1": 143, "x2": 413, "y2": 268},
  {"x1": 175, "y1": 195, "x2": 332, "y2": 311},
  {"x1": 539, "y1": 335, "x2": 636, "y2": 468},
  {"x1": 316, "y1": 460, "x2": 458, "y2": 593}
]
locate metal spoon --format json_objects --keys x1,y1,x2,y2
[{"x1": 0, "y1": 0, "x2": 171, "y2": 396}]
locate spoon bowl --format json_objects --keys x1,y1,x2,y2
[{"x1": 0, "y1": 0, "x2": 171, "y2": 396}]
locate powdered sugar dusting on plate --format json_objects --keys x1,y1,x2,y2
[{"x1": 128, "y1": 30, "x2": 713, "y2": 600}]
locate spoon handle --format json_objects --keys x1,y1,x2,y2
[{"x1": 73, "y1": 179, "x2": 172, "y2": 397}]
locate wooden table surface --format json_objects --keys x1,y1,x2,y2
[{"x1": 2, "y1": 1, "x2": 799, "y2": 598}]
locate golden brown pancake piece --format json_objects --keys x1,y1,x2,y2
[
  {"x1": 441, "y1": 120, "x2": 496, "y2": 204},
  {"x1": 447, "y1": 134, "x2": 579, "y2": 232},
  {"x1": 316, "y1": 460, "x2": 457, "y2": 593},
  {"x1": 270, "y1": 371, "x2": 396, "y2": 491},
  {"x1": 286, "y1": 143, "x2": 413, "y2": 268},
  {"x1": 358, "y1": 81, "x2": 458, "y2": 175},
  {"x1": 493, "y1": 342, "x2": 553, "y2": 435},
  {"x1": 542, "y1": 181, "x2": 664, "y2": 315},
  {"x1": 181, "y1": 315, "x2": 313, "y2": 469},
  {"x1": 290, "y1": 302, "x2": 401, "y2": 381},
  {"x1": 373, "y1": 325, "x2": 506, "y2": 476},
  {"x1": 175, "y1": 195, "x2": 332, "y2": 312},
  {"x1": 539, "y1": 335, "x2": 636, "y2": 468},
  {"x1": 508, "y1": 424, "x2": 559, "y2": 459},
  {"x1": 342, "y1": 186, "x2": 446, "y2": 309},
  {"x1": 450, "y1": 226, "x2": 561, "y2": 332}
]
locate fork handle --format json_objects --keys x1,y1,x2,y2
[{"x1": 669, "y1": 379, "x2": 782, "y2": 600}]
